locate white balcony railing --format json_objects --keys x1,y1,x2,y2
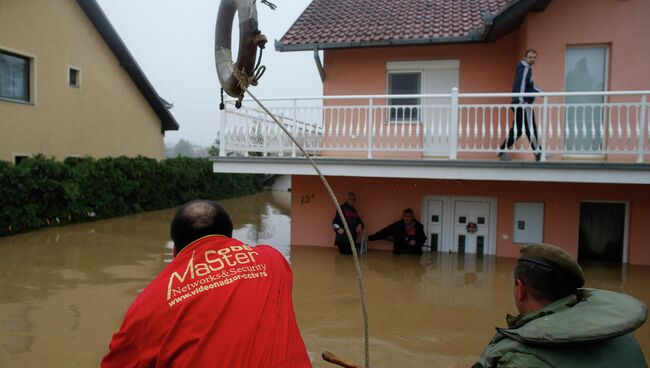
[{"x1": 219, "y1": 90, "x2": 650, "y2": 163}]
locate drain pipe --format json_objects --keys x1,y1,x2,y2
[{"x1": 313, "y1": 47, "x2": 325, "y2": 82}]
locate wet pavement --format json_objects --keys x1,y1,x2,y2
[{"x1": 0, "y1": 191, "x2": 648, "y2": 367}]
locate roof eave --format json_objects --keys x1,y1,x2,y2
[
  {"x1": 275, "y1": 34, "x2": 480, "y2": 52},
  {"x1": 76, "y1": 0, "x2": 179, "y2": 131},
  {"x1": 486, "y1": 0, "x2": 552, "y2": 42}
]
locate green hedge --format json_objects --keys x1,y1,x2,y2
[{"x1": 0, "y1": 155, "x2": 263, "y2": 236}]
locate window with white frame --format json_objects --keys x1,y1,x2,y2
[
  {"x1": 69, "y1": 67, "x2": 80, "y2": 88},
  {"x1": 14, "y1": 155, "x2": 29, "y2": 165},
  {"x1": 386, "y1": 60, "x2": 459, "y2": 124},
  {"x1": 388, "y1": 72, "x2": 421, "y2": 122},
  {"x1": 0, "y1": 50, "x2": 31, "y2": 102}
]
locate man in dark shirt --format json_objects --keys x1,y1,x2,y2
[
  {"x1": 498, "y1": 49, "x2": 543, "y2": 162},
  {"x1": 331, "y1": 192, "x2": 364, "y2": 254},
  {"x1": 368, "y1": 208, "x2": 426, "y2": 255}
]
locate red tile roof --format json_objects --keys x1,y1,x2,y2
[{"x1": 278, "y1": 0, "x2": 518, "y2": 50}]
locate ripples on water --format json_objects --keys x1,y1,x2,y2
[{"x1": 0, "y1": 191, "x2": 647, "y2": 367}]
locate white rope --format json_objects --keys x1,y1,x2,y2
[{"x1": 240, "y1": 86, "x2": 371, "y2": 368}]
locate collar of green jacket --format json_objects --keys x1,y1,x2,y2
[{"x1": 497, "y1": 288, "x2": 648, "y2": 345}]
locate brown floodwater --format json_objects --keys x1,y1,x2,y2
[{"x1": 0, "y1": 191, "x2": 648, "y2": 367}]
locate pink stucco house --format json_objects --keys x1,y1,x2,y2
[{"x1": 213, "y1": 0, "x2": 650, "y2": 265}]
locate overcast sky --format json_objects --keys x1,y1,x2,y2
[{"x1": 96, "y1": 0, "x2": 322, "y2": 147}]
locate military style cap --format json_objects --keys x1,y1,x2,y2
[{"x1": 518, "y1": 243, "x2": 585, "y2": 288}]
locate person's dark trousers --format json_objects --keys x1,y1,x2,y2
[
  {"x1": 500, "y1": 105, "x2": 540, "y2": 152},
  {"x1": 394, "y1": 246, "x2": 423, "y2": 255},
  {"x1": 393, "y1": 242, "x2": 424, "y2": 255},
  {"x1": 336, "y1": 240, "x2": 359, "y2": 255}
]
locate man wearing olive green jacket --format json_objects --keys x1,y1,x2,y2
[{"x1": 474, "y1": 243, "x2": 648, "y2": 368}]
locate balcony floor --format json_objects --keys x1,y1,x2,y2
[{"x1": 210, "y1": 156, "x2": 650, "y2": 184}]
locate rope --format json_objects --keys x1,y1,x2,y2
[
  {"x1": 235, "y1": 84, "x2": 371, "y2": 368},
  {"x1": 260, "y1": 0, "x2": 277, "y2": 10}
]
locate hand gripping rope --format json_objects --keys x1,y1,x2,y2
[{"x1": 215, "y1": 1, "x2": 370, "y2": 367}]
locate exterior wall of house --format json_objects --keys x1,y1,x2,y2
[
  {"x1": 291, "y1": 175, "x2": 650, "y2": 265},
  {"x1": 520, "y1": 0, "x2": 650, "y2": 94},
  {"x1": 0, "y1": 0, "x2": 164, "y2": 163},
  {"x1": 322, "y1": 0, "x2": 650, "y2": 99},
  {"x1": 323, "y1": 32, "x2": 518, "y2": 96},
  {"x1": 321, "y1": 34, "x2": 519, "y2": 159}
]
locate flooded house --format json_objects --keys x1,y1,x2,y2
[{"x1": 213, "y1": 0, "x2": 650, "y2": 265}]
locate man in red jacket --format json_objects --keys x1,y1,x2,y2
[{"x1": 102, "y1": 200, "x2": 312, "y2": 368}]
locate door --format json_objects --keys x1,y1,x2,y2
[
  {"x1": 512, "y1": 202, "x2": 544, "y2": 244},
  {"x1": 578, "y1": 202, "x2": 626, "y2": 263},
  {"x1": 422, "y1": 65, "x2": 458, "y2": 156},
  {"x1": 426, "y1": 199, "x2": 444, "y2": 252},
  {"x1": 453, "y1": 201, "x2": 491, "y2": 255},
  {"x1": 564, "y1": 46, "x2": 608, "y2": 153}
]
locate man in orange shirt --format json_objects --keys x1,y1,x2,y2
[{"x1": 102, "y1": 200, "x2": 312, "y2": 368}]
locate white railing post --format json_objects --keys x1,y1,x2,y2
[
  {"x1": 368, "y1": 98, "x2": 374, "y2": 158},
  {"x1": 540, "y1": 96, "x2": 549, "y2": 161},
  {"x1": 638, "y1": 94, "x2": 647, "y2": 163},
  {"x1": 449, "y1": 87, "x2": 459, "y2": 160},
  {"x1": 219, "y1": 104, "x2": 227, "y2": 157},
  {"x1": 244, "y1": 112, "x2": 250, "y2": 157},
  {"x1": 279, "y1": 111, "x2": 285, "y2": 157},
  {"x1": 291, "y1": 99, "x2": 297, "y2": 158}
]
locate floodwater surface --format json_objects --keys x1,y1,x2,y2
[{"x1": 0, "y1": 191, "x2": 648, "y2": 367}]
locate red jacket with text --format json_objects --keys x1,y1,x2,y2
[{"x1": 102, "y1": 235, "x2": 312, "y2": 368}]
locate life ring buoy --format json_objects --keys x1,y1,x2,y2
[{"x1": 215, "y1": 0, "x2": 266, "y2": 99}]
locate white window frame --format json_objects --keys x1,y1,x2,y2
[
  {"x1": 386, "y1": 60, "x2": 460, "y2": 124},
  {"x1": 386, "y1": 71, "x2": 421, "y2": 123},
  {"x1": 68, "y1": 65, "x2": 81, "y2": 88},
  {"x1": 0, "y1": 46, "x2": 36, "y2": 104},
  {"x1": 13, "y1": 153, "x2": 31, "y2": 165}
]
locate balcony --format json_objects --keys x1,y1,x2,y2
[
  {"x1": 214, "y1": 90, "x2": 650, "y2": 185},
  {"x1": 219, "y1": 90, "x2": 649, "y2": 163}
]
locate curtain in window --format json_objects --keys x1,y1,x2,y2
[
  {"x1": 564, "y1": 47, "x2": 607, "y2": 152},
  {"x1": 0, "y1": 52, "x2": 29, "y2": 101}
]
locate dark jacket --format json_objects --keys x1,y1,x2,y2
[
  {"x1": 474, "y1": 289, "x2": 648, "y2": 368},
  {"x1": 511, "y1": 60, "x2": 541, "y2": 104},
  {"x1": 368, "y1": 219, "x2": 426, "y2": 255},
  {"x1": 332, "y1": 202, "x2": 364, "y2": 246}
]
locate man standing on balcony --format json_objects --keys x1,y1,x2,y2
[
  {"x1": 498, "y1": 49, "x2": 543, "y2": 162},
  {"x1": 332, "y1": 192, "x2": 364, "y2": 254}
]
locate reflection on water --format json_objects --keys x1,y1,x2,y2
[
  {"x1": 0, "y1": 191, "x2": 648, "y2": 367},
  {"x1": 228, "y1": 190, "x2": 292, "y2": 258}
]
